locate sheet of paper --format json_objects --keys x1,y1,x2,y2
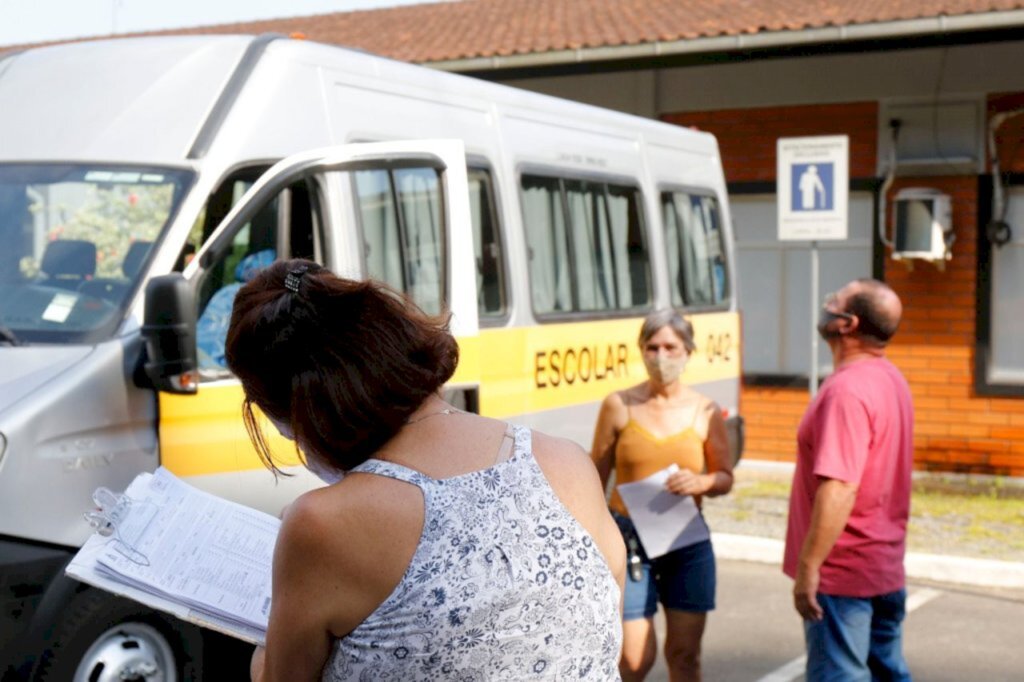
[{"x1": 616, "y1": 464, "x2": 710, "y2": 559}]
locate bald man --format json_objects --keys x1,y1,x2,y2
[{"x1": 783, "y1": 278, "x2": 914, "y2": 682}]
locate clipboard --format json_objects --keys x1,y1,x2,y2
[{"x1": 67, "y1": 468, "x2": 280, "y2": 645}]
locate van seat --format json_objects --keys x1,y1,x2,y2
[
  {"x1": 40, "y1": 240, "x2": 96, "y2": 288},
  {"x1": 122, "y1": 241, "x2": 153, "y2": 280}
]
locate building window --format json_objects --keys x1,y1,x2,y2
[
  {"x1": 985, "y1": 187, "x2": 1024, "y2": 388},
  {"x1": 731, "y1": 191, "x2": 874, "y2": 377}
]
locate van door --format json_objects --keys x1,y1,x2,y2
[{"x1": 158, "y1": 140, "x2": 477, "y2": 512}]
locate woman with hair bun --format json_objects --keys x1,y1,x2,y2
[
  {"x1": 590, "y1": 309, "x2": 733, "y2": 682},
  {"x1": 226, "y1": 259, "x2": 625, "y2": 681}
]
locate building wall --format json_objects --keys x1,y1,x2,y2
[{"x1": 664, "y1": 102, "x2": 1024, "y2": 476}]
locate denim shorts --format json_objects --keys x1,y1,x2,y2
[{"x1": 614, "y1": 512, "x2": 716, "y2": 620}]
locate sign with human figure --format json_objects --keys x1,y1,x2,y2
[
  {"x1": 777, "y1": 136, "x2": 848, "y2": 240},
  {"x1": 793, "y1": 163, "x2": 832, "y2": 211}
]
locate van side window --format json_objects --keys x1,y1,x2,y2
[
  {"x1": 192, "y1": 169, "x2": 321, "y2": 375},
  {"x1": 355, "y1": 167, "x2": 444, "y2": 315},
  {"x1": 468, "y1": 168, "x2": 506, "y2": 319},
  {"x1": 522, "y1": 173, "x2": 650, "y2": 315},
  {"x1": 662, "y1": 191, "x2": 730, "y2": 308}
]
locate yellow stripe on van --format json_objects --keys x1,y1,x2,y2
[
  {"x1": 478, "y1": 311, "x2": 740, "y2": 419},
  {"x1": 159, "y1": 312, "x2": 738, "y2": 477},
  {"x1": 160, "y1": 338, "x2": 483, "y2": 478},
  {"x1": 159, "y1": 384, "x2": 303, "y2": 477}
]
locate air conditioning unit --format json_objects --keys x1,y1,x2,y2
[{"x1": 892, "y1": 188, "x2": 953, "y2": 262}]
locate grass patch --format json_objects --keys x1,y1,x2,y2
[
  {"x1": 911, "y1": 488, "x2": 1024, "y2": 525},
  {"x1": 732, "y1": 478, "x2": 792, "y2": 500}
]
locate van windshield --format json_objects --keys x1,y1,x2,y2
[{"x1": 0, "y1": 163, "x2": 193, "y2": 344}]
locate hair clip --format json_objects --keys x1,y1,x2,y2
[{"x1": 284, "y1": 266, "x2": 309, "y2": 294}]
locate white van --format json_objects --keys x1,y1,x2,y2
[{"x1": 0, "y1": 34, "x2": 741, "y2": 679}]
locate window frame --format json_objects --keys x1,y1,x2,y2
[
  {"x1": 658, "y1": 183, "x2": 734, "y2": 314},
  {"x1": 729, "y1": 178, "x2": 883, "y2": 386},
  {"x1": 350, "y1": 163, "x2": 449, "y2": 316},
  {"x1": 517, "y1": 164, "x2": 654, "y2": 323},
  {"x1": 975, "y1": 173, "x2": 1024, "y2": 397},
  {"x1": 467, "y1": 159, "x2": 512, "y2": 327}
]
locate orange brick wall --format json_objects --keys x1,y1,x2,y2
[
  {"x1": 663, "y1": 102, "x2": 1024, "y2": 476},
  {"x1": 885, "y1": 176, "x2": 1024, "y2": 476},
  {"x1": 662, "y1": 102, "x2": 878, "y2": 183},
  {"x1": 741, "y1": 386, "x2": 807, "y2": 462}
]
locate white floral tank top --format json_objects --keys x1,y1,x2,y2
[{"x1": 322, "y1": 425, "x2": 622, "y2": 681}]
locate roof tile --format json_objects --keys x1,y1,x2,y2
[{"x1": 6, "y1": 0, "x2": 1024, "y2": 61}]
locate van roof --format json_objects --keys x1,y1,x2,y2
[{"x1": 0, "y1": 34, "x2": 718, "y2": 166}]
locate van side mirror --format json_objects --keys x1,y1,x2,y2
[{"x1": 141, "y1": 274, "x2": 198, "y2": 395}]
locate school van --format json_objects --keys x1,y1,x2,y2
[{"x1": 0, "y1": 34, "x2": 742, "y2": 679}]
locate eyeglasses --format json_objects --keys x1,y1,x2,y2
[{"x1": 822, "y1": 292, "x2": 855, "y2": 320}]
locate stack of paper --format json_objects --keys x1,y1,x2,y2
[{"x1": 67, "y1": 467, "x2": 280, "y2": 645}]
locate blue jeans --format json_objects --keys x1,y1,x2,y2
[{"x1": 804, "y1": 589, "x2": 911, "y2": 682}]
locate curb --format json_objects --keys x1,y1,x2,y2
[{"x1": 712, "y1": 532, "x2": 1024, "y2": 590}]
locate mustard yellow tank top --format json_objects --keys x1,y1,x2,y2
[{"x1": 609, "y1": 402, "x2": 706, "y2": 516}]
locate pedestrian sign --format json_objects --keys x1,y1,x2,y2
[{"x1": 777, "y1": 136, "x2": 848, "y2": 240}]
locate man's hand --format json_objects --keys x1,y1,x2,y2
[
  {"x1": 793, "y1": 564, "x2": 823, "y2": 621},
  {"x1": 665, "y1": 469, "x2": 709, "y2": 496}
]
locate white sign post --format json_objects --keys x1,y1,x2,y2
[{"x1": 777, "y1": 135, "x2": 849, "y2": 398}]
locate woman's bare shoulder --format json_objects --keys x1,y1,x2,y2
[
  {"x1": 616, "y1": 382, "x2": 651, "y2": 406},
  {"x1": 278, "y1": 475, "x2": 418, "y2": 561},
  {"x1": 531, "y1": 430, "x2": 592, "y2": 469}
]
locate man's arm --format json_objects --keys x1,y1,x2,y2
[{"x1": 793, "y1": 477, "x2": 858, "y2": 621}]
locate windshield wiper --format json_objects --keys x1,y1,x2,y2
[{"x1": 0, "y1": 325, "x2": 23, "y2": 346}]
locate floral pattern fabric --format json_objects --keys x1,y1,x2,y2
[{"x1": 324, "y1": 425, "x2": 622, "y2": 681}]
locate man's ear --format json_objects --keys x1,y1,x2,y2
[{"x1": 841, "y1": 314, "x2": 859, "y2": 335}]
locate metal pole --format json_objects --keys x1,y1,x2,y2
[{"x1": 810, "y1": 240, "x2": 819, "y2": 399}]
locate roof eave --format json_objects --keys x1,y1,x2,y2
[{"x1": 423, "y1": 9, "x2": 1024, "y2": 72}]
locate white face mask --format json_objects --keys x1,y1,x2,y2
[
  {"x1": 643, "y1": 353, "x2": 688, "y2": 385},
  {"x1": 270, "y1": 417, "x2": 344, "y2": 485},
  {"x1": 305, "y1": 456, "x2": 345, "y2": 486}
]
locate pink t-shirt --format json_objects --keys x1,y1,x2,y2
[{"x1": 783, "y1": 357, "x2": 914, "y2": 597}]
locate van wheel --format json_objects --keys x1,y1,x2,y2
[{"x1": 33, "y1": 589, "x2": 202, "y2": 682}]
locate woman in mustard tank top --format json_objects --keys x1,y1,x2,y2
[{"x1": 591, "y1": 309, "x2": 734, "y2": 682}]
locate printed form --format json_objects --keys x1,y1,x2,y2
[{"x1": 68, "y1": 467, "x2": 280, "y2": 644}]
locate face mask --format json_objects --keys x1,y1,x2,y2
[
  {"x1": 643, "y1": 354, "x2": 687, "y2": 385},
  {"x1": 817, "y1": 308, "x2": 850, "y2": 341},
  {"x1": 306, "y1": 456, "x2": 345, "y2": 485}
]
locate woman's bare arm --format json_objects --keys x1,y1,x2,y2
[
  {"x1": 251, "y1": 498, "x2": 337, "y2": 682},
  {"x1": 701, "y1": 403, "x2": 733, "y2": 497},
  {"x1": 590, "y1": 391, "x2": 626, "y2": 489}
]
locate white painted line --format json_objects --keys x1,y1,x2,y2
[
  {"x1": 905, "y1": 586, "x2": 942, "y2": 612},
  {"x1": 754, "y1": 655, "x2": 806, "y2": 682},
  {"x1": 752, "y1": 587, "x2": 944, "y2": 682}
]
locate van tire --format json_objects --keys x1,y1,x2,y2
[{"x1": 32, "y1": 588, "x2": 202, "y2": 681}]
